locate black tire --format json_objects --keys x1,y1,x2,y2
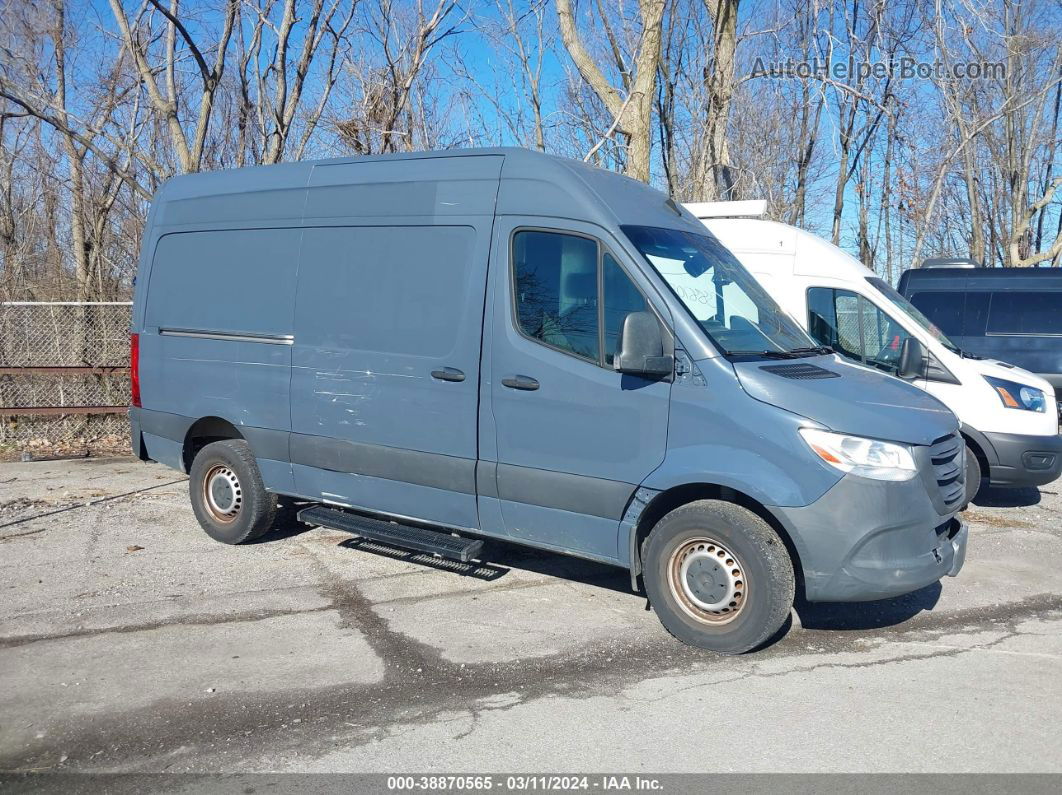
[
  {"x1": 960, "y1": 442, "x2": 982, "y2": 510},
  {"x1": 642, "y1": 500, "x2": 795, "y2": 654},
  {"x1": 189, "y1": 439, "x2": 278, "y2": 544}
]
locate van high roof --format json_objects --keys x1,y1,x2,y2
[
  {"x1": 899, "y1": 266, "x2": 1062, "y2": 294},
  {"x1": 151, "y1": 147, "x2": 707, "y2": 238},
  {"x1": 686, "y1": 210, "x2": 879, "y2": 285}
]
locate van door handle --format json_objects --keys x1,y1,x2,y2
[
  {"x1": 501, "y1": 375, "x2": 539, "y2": 391},
  {"x1": 431, "y1": 367, "x2": 465, "y2": 382}
]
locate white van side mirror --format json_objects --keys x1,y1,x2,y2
[{"x1": 614, "y1": 311, "x2": 674, "y2": 379}]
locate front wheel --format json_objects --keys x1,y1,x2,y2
[
  {"x1": 960, "y1": 442, "x2": 982, "y2": 510},
  {"x1": 642, "y1": 500, "x2": 795, "y2": 654},
  {"x1": 189, "y1": 439, "x2": 278, "y2": 544}
]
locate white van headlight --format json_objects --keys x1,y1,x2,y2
[
  {"x1": 984, "y1": 376, "x2": 1046, "y2": 412},
  {"x1": 798, "y1": 428, "x2": 918, "y2": 481}
]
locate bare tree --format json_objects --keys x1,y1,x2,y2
[
  {"x1": 235, "y1": 0, "x2": 358, "y2": 166},
  {"x1": 914, "y1": 0, "x2": 1062, "y2": 267},
  {"x1": 0, "y1": 0, "x2": 147, "y2": 299},
  {"x1": 458, "y1": 0, "x2": 553, "y2": 150},
  {"x1": 334, "y1": 0, "x2": 463, "y2": 155},
  {"x1": 105, "y1": 0, "x2": 238, "y2": 174},
  {"x1": 555, "y1": 0, "x2": 666, "y2": 182},
  {"x1": 698, "y1": 0, "x2": 741, "y2": 199}
]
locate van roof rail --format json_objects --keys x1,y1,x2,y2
[
  {"x1": 683, "y1": 200, "x2": 767, "y2": 219},
  {"x1": 920, "y1": 256, "x2": 980, "y2": 269}
]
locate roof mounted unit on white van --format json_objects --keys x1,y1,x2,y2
[
  {"x1": 920, "y1": 256, "x2": 980, "y2": 269},
  {"x1": 683, "y1": 200, "x2": 767, "y2": 219}
]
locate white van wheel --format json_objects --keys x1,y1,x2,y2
[{"x1": 961, "y1": 442, "x2": 982, "y2": 510}]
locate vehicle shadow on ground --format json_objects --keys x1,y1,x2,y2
[
  {"x1": 475, "y1": 538, "x2": 635, "y2": 594},
  {"x1": 972, "y1": 483, "x2": 1042, "y2": 508},
  {"x1": 256, "y1": 509, "x2": 955, "y2": 626},
  {"x1": 794, "y1": 582, "x2": 942, "y2": 631},
  {"x1": 257, "y1": 506, "x2": 636, "y2": 593},
  {"x1": 247, "y1": 508, "x2": 316, "y2": 544}
]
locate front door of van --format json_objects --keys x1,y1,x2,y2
[{"x1": 483, "y1": 219, "x2": 671, "y2": 561}]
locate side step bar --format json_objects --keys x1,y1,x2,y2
[{"x1": 297, "y1": 505, "x2": 484, "y2": 563}]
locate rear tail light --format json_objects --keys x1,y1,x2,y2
[{"x1": 130, "y1": 332, "x2": 141, "y2": 408}]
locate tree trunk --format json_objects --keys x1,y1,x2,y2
[
  {"x1": 555, "y1": 0, "x2": 665, "y2": 183},
  {"x1": 702, "y1": 0, "x2": 740, "y2": 200}
]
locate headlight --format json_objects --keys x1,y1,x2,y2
[
  {"x1": 798, "y1": 427, "x2": 917, "y2": 481},
  {"x1": 984, "y1": 376, "x2": 1045, "y2": 412}
]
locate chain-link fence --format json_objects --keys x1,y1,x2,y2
[{"x1": 0, "y1": 302, "x2": 132, "y2": 457}]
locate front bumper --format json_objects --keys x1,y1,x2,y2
[
  {"x1": 771, "y1": 472, "x2": 966, "y2": 603},
  {"x1": 981, "y1": 430, "x2": 1062, "y2": 488},
  {"x1": 947, "y1": 521, "x2": 968, "y2": 577}
]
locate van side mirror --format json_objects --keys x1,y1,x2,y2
[
  {"x1": 897, "y1": 337, "x2": 925, "y2": 380},
  {"x1": 614, "y1": 311, "x2": 674, "y2": 379}
]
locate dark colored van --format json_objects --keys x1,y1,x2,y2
[
  {"x1": 898, "y1": 267, "x2": 1062, "y2": 398},
  {"x1": 130, "y1": 148, "x2": 968, "y2": 654}
]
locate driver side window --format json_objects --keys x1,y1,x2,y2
[
  {"x1": 807, "y1": 287, "x2": 914, "y2": 375},
  {"x1": 512, "y1": 230, "x2": 650, "y2": 369}
]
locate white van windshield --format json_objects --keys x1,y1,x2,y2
[
  {"x1": 866, "y1": 277, "x2": 961, "y2": 353},
  {"x1": 622, "y1": 225, "x2": 819, "y2": 357}
]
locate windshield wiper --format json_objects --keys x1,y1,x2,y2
[
  {"x1": 726, "y1": 349, "x2": 805, "y2": 359},
  {"x1": 942, "y1": 342, "x2": 980, "y2": 359},
  {"x1": 726, "y1": 345, "x2": 832, "y2": 359},
  {"x1": 786, "y1": 345, "x2": 834, "y2": 356}
]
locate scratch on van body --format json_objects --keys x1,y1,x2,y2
[
  {"x1": 173, "y1": 356, "x2": 279, "y2": 367},
  {"x1": 321, "y1": 493, "x2": 352, "y2": 507},
  {"x1": 317, "y1": 390, "x2": 370, "y2": 399},
  {"x1": 312, "y1": 369, "x2": 422, "y2": 400},
  {"x1": 315, "y1": 369, "x2": 420, "y2": 380}
]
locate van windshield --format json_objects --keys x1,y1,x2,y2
[
  {"x1": 866, "y1": 277, "x2": 961, "y2": 353},
  {"x1": 621, "y1": 225, "x2": 818, "y2": 357}
]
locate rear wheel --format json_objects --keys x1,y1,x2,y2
[
  {"x1": 642, "y1": 500, "x2": 795, "y2": 654},
  {"x1": 189, "y1": 439, "x2": 277, "y2": 544},
  {"x1": 961, "y1": 442, "x2": 982, "y2": 510}
]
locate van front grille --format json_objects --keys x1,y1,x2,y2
[{"x1": 929, "y1": 433, "x2": 965, "y2": 510}]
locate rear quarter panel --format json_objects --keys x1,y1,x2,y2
[{"x1": 136, "y1": 227, "x2": 301, "y2": 474}]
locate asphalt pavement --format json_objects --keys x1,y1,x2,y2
[{"x1": 1, "y1": 458, "x2": 1060, "y2": 774}]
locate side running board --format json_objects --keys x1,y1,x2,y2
[{"x1": 297, "y1": 505, "x2": 484, "y2": 563}]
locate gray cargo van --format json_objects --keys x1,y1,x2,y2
[{"x1": 130, "y1": 148, "x2": 967, "y2": 653}]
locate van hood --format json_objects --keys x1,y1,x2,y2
[
  {"x1": 730, "y1": 355, "x2": 957, "y2": 446},
  {"x1": 969, "y1": 356, "x2": 1054, "y2": 393}
]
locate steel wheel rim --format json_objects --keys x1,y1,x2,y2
[
  {"x1": 203, "y1": 464, "x2": 242, "y2": 523},
  {"x1": 667, "y1": 536, "x2": 747, "y2": 625}
]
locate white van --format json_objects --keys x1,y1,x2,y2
[{"x1": 686, "y1": 201, "x2": 1062, "y2": 506}]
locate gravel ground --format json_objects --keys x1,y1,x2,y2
[{"x1": 0, "y1": 457, "x2": 1060, "y2": 774}]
